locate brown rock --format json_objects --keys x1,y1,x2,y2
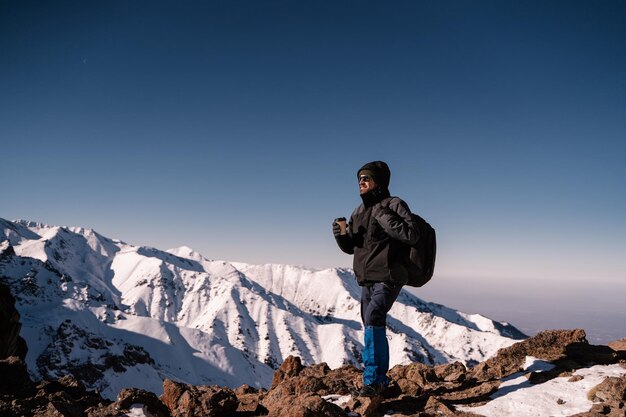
[
  {"x1": 423, "y1": 396, "x2": 455, "y2": 417},
  {"x1": 467, "y1": 361, "x2": 492, "y2": 384},
  {"x1": 569, "y1": 402, "x2": 614, "y2": 417},
  {"x1": 300, "y1": 362, "x2": 331, "y2": 378},
  {"x1": 388, "y1": 362, "x2": 432, "y2": 396},
  {"x1": 470, "y1": 329, "x2": 588, "y2": 382},
  {"x1": 36, "y1": 375, "x2": 91, "y2": 400},
  {"x1": 524, "y1": 329, "x2": 589, "y2": 359},
  {"x1": 452, "y1": 411, "x2": 489, "y2": 417},
  {"x1": 162, "y1": 379, "x2": 185, "y2": 408},
  {"x1": 608, "y1": 338, "x2": 626, "y2": 352},
  {"x1": 389, "y1": 361, "x2": 470, "y2": 398},
  {"x1": 19, "y1": 375, "x2": 109, "y2": 417},
  {"x1": 161, "y1": 379, "x2": 238, "y2": 417},
  {"x1": 86, "y1": 404, "x2": 126, "y2": 417},
  {"x1": 346, "y1": 395, "x2": 383, "y2": 417},
  {"x1": 235, "y1": 392, "x2": 267, "y2": 415},
  {"x1": 271, "y1": 355, "x2": 304, "y2": 389},
  {"x1": 434, "y1": 361, "x2": 467, "y2": 383},
  {"x1": 116, "y1": 388, "x2": 170, "y2": 417},
  {"x1": 589, "y1": 403, "x2": 612, "y2": 414},
  {"x1": 264, "y1": 363, "x2": 360, "y2": 409},
  {"x1": 262, "y1": 362, "x2": 362, "y2": 416},
  {"x1": 321, "y1": 365, "x2": 361, "y2": 395},
  {"x1": 262, "y1": 375, "x2": 325, "y2": 410},
  {"x1": 234, "y1": 384, "x2": 267, "y2": 415},
  {"x1": 265, "y1": 392, "x2": 345, "y2": 417},
  {"x1": 234, "y1": 384, "x2": 258, "y2": 395},
  {"x1": 388, "y1": 379, "x2": 424, "y2": 397},
  {"x1": 437, "y1": 380, "x2": 500, "y2": 403},
  {"x1": 378, "y1": 394, "x2": 429, "y2": 416},
  {"x1": 527, "y1": 368, "x2": 570, "y2": 384},
  {"x1": 588, "y1": 375, "x2": 626, "y2": 403}
]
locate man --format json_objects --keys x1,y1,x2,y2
[{"x1": 333, "y1": 161, "x2": 418, "y2": 397}]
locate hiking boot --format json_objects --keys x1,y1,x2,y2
[{"x1": 353, "y1": 383, "x2": 386, "y2": 398}]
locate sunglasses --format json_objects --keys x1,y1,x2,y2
[{"x1": 358, "y1": 175, "x2": 373, "y2": 183}]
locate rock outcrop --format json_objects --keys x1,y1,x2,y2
[
  {"x1": 0, "y1": 282, "x2": 28, "y2": 360},
  {"x1": 0, "y1": 365, "x2": 107, "y2": 417},
  {"x1": 88, "y1": 388, "x2": 170, "y2": 417},
  {"x1": 261, "y1": 357, "x2": 360, "y2": 416},
  {"x1": 570, "y1": 374, "x2": 626, "y2": 417},
  {"x1": 160, "y1": 379, "x2": 239, "y2": 417},
  {"x1": 609, "y1": 337, "x2": 626, "y2": 353}
]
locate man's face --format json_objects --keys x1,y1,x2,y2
[{"x1": 359, "y1": 174, "x2": 377, "y2": 195}]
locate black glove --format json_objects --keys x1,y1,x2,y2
[{"x1": 332, "y1": 221, "x2": 342, "y2": 237}]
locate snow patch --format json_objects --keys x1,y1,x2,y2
[{"x1": 459, "y1": 362, "x2": 626, "y2": 417}]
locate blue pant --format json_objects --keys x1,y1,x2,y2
[{"x1": 360, "y1": 282, "x2": 402, "y2": 386}]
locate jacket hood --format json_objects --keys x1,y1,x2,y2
[{"x1": 358, "y1": 161, "x2": 391, "y2": 190}]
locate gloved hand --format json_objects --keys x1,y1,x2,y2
[{"x1": 332, "y1": 220, "x2": 342, "y2": 237}]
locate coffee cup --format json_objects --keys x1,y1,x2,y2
[{"x1": 334, "y1": 217, "x2": 347, "y2": 235}]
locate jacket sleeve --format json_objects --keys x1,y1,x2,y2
[
  {"x1": 335, "y1": 216, "x2": 355, "y2": 255},
  {"x1": 373, "y1": 198, "x2": 419, "y2": 245}
]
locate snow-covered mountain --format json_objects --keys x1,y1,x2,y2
[{"x1": 0, "y1": 218, "x2": 525, "y2": 400}]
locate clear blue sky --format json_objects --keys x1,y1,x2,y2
[{"x1": 2, "y1": 1, "x2": 625, "y2": 341}]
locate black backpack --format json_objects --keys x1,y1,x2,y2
[{"x1": 406, "y1": 212, "x2": 436, "y2": 287}]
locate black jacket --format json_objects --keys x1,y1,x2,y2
[{"x1": 335, "y1": 197, "x2": 418, "y2": 286}]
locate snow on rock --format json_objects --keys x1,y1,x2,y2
[
  {"x1": 459, "y1": 362, "x2": 626, "y2": 417},
  {"x1": 0, "y1": 217, "x2": 526, "y2": 400}
]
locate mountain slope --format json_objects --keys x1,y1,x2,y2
[{"x1": 0, "y1": 218, "x2": 525, "y2": 399}]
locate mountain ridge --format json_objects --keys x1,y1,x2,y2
[{"x1": 0, "y1": 217, "x2": 525, "y2": 400}]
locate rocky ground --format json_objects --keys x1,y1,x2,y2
[{"x1": 2, "y1": 282, "x2": 625, "y2": 417}]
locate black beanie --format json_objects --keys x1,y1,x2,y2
[{"x1": 358, "y1": 161, "x2": 391, "y2": 190}]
